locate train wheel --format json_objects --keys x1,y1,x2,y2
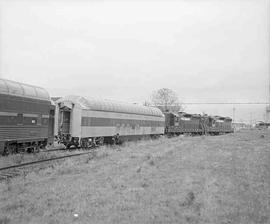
[
  {"x1": 5, "y1": 144, "x2": 17, "y2": 155},
  {"x1": 34, "y1": 145, "x2": 40, "y2": 153},
  {"x1": 79, "y1": 139, "x2": 85, "y2": 149},
  {"x1": 96, "y1": 137, "x2": 104, "y2": 146},
  {"x1": 100, "y1": 137, "x2": 104, "y2": 145},
  {"x1": 2, "y1": 146, "x2": 9, "y2": 156}
]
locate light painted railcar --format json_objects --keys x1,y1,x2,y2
[
  {"x1": 55, "y1": 95, "x2": 165, "y2": 148},
  {"x1": 0, "y1": 78, "x2": 55, "y2": 155}
]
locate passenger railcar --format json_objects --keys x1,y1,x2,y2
[
  {"x1": 55, "y1": 95, "x2": 165, "y2": 148},
  {"x1": 0, "y1": 78, "x2": 54, "y2": 155}
]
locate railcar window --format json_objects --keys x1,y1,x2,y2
[
  {"x1": 7, "y1": 81, "x2": 24, "y2": 95},
  {"x1": 17, "y1": 113, "x2": 23, "y2": 125},
  {"x1": 36, "y1": 88, "x2": 49, "y2": 99},
  {"x1": 9, "y1": 116, "x2": 17, "y2": 125},
  {"x1": 37, "y1": 114, "x2": 42, "y2": 125},
  {"x1": 0, "y1": 80, "x2": 8, "y2": 93},
  {"x1": 23, "y1": 116, "x2": 37, "y2": 125},
  {"x1": 81, "y1": 117, "x2": 86, "y2": 126},
  {"x1": 42, "y1": 118, "x2": 48, "y2": 125},
  {"x1": 23, "y1": 85, "x2": 36, "y2": 97}
]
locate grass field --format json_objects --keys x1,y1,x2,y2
[{"x1": 0, "y1": 130, "x2": 269, "y2": 224}]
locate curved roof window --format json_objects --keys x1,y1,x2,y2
[
  {"x1": 0, "y1": 78, "x2": 50, "y2": 101},
  {"x1": 57, "y1": 95, "x2": 164, "y2": 117},
  {"x1": 0, "y1": 79, "x2": 8, "y2": 93},
  {"x1": 6, "y1": 80, "x2": 24, "y2": 95},
  {"x1": 23, "y1": 85, "x2": 37, "y2": 97},
  {"x1": 36, "y1": 87, "x2": 50, "y2": 99}
]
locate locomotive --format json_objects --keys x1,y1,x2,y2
[
  {"x1": 0, "y1": 78, "x2": 55, "y2": 155},
  {"x1": 164, "y1": 111, "x2": 233, "y2": 136},
  {"x1": 0, "y1": 78, "x2": 233, "y2": 155}
]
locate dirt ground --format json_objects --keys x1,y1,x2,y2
[{"x1": 0, "y1": 130, "x2": 269, "y2": 224}]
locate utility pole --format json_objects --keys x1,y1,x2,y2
[
  {"x1": 267, "y1": 72, "x2": 270, "y2": 122},
  {"x1": 267, "y1": 4, "x2": 270, "y2": 123},
  {"x1": 233, "y1": 107, "x2": 236, "y2": 123}
]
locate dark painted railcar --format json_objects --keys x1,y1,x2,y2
[
  {"x1": 204, "y1": 116, "x2": 233, "y2": 134},
  {"x1": 164, "y1": 111, "x2": 233, "y2": 135},
  {"x1": 255, "y1": 121, "x2": 270, "y2": 129},
  {"x1": 164, "y1": 112, "x2": 204, "y2": 135},
  {"x1": 0, "y1": 78, "x2": 53, "y2": 155}
]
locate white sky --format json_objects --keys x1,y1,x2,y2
[{"x1": 0, "y1": 0, "x2": 269, "y2": 122}]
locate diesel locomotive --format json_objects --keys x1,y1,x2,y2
[{"x1": 164, "y1": 111, "x2": 233, "y2": 136}]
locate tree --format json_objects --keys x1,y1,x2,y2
[
  {"x1": 143, "y1": 101, "x2": 151, "y2": 106},
  {"x1": 151, "y1": 88, "x2": 183, "y2": 112}
]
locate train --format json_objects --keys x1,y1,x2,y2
[{"x1": 0, "y1": 78, "x2": 233, "y2": 155}]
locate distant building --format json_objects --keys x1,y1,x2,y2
[
  {"x1": 232, "y1": 122, "x2": 251, "y2": 131},
  {"x1": 255, "y1": 121, "x2": 270, "y2": 129}
]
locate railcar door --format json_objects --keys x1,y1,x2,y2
[
  {"x1": 59, "y1": 110, "x2": 71, "y2": 134},
  {"x1": 48, "y1": 108, "x2": 55, "y2": 144}
]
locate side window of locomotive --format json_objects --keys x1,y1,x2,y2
[{"x1": 17, "y1": 113, "x2": 23, "y2": 125}]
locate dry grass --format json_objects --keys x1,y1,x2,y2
[
  {"x1": 0, "y1": 130, "x2": 269, "y2": 224},
  {"x1": 0, "y1": 146, "x2": 84, "y2": 168}
]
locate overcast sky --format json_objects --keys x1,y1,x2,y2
[{"x1": 0, "y1": 0, "x2": 269, "y2": 122}]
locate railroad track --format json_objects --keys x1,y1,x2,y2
[
  {"x1": 40, "y1": 147, "x2": 66, "y2": 153},
  {"x1": 0, "y1": 149, "x2": 96, "y2": 181}
]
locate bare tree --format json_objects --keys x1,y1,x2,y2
[{"x1": 151, "y1": 88, "x2": 184, "y2": 112}]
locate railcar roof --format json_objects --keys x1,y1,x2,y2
[
  {"x1": 57, "y1": 95, "x2": 164, "y2": 117},
  {"x1": 0, "y1": 78, "x2": 50, "y2": 101}
]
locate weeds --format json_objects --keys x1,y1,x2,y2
[
  {"x1": 95, "y1": 151, "x2": 109, "y2": 160},
  {"x1": 85, "y1": 154, "x2": 94, "y2": 164},
  {"x1": 0, "y1": 217, "x2": 11, "y2": 224},
  {"x1": 3, "y1": 177, "x2": 13, "y2": 192},
  {"x1": 13, "y1": 154, "x2": 24, "y2": 165},
  {"x1": 148, "y1": 160, "x2": 155, "y2": 166},
  {"x1": 1, "y1": 130, "x2": 269, "y2": 224},
  {"x1": 181, "y1": 192, "x2": 195, "y2": 207}
]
